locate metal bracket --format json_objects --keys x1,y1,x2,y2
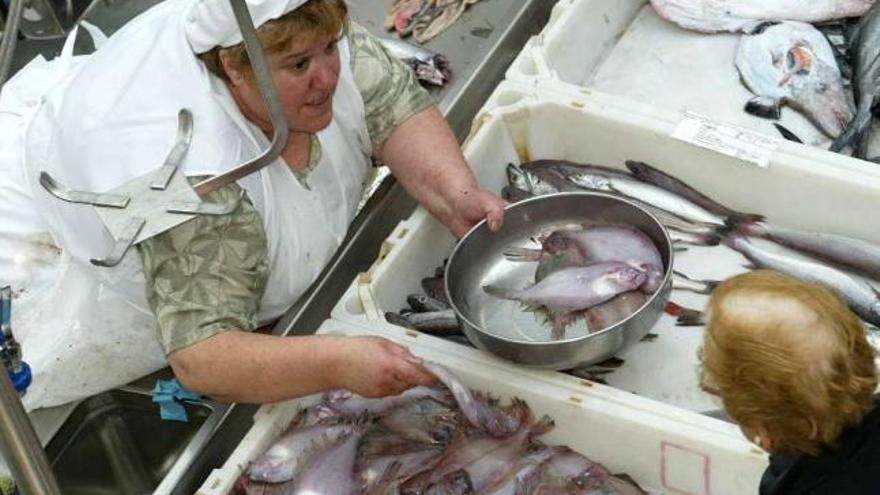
[
  {"x1": 39, "y1": 172, "x2": 131, "y2": 208},
  {"x1": 90, "y1": 216, "x2": 146, "y2": 267},
  {"x1": 151, "y1": 109, "x2": 194, "y2": 190},
  {"x1": 167, "y1": 189, "x2": 245, "y2": 216}
]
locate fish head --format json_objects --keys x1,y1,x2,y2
[
  {"x1": 542, "y1": 231, "x2": 579, "y2": 255},
  {"x1": 781, "y1": 44, "x2": 854, "y2": 138},
  {"x1": 247, "y1": 444, "x2": 295, "y2": 483},
  {"x1": 610, "y1": 265, "x2": 648, "y2": 291}
]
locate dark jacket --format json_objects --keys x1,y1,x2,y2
[{"x1": 760, "y1": 400, "x2": 880, "y2": 495}]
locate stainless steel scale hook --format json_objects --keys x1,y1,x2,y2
[{"x1": 38, "y1": 0, "x2": 294, "y2": 267}]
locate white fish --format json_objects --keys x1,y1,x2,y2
[
  {"x1": 736, "y1": 21, "x2": 853, "y2": 138},
  {"x1": 650, "y1": 0, "x2": 874, "y2": 33}
]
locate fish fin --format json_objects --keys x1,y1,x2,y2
[
  {"x1": 291, "y1": 430, "x2": 354, "y2": 482},
  {"x1": 664, "y1": 301, "x2": 686, "y2": 317},
  {"x1": 744, "y1": 96, "x2": 781, "y2": 120},
  {"x1": 503, "y1": 246, "x2": 544, "y2": 262},
  {"x1": 515, "y1": 472, "x2": 541, "y2": 495},
  {"x1": 676, "y1": 309, "x2": 706, "y2": 327},
  {"x1": 550, "y1": 313, "x2": 571, "y2": 340},
  {"x1": 529, "y1": 414, "x2": 556, "y2": 437},
  {"x1": 674, "y1": 246, "x2": 689, "y2": 253},
  {"x1": 723, "y1": 212, "x2": 765, "y2": 230},
  {"x1": 831, "y1": 94, "x2": 877, "y2": 155},
  {"x1": 742, "y1": 20, "x2": 780, "y2": 35},
  {"x1": 773, "y1": 123, "x2": 803, "y2": 144}
]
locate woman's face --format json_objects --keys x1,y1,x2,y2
[{"x1": 225, "y1": 31, "x2": 341, "y2": 134}]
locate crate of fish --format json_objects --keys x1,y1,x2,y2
[
  {"x1": 195, "y1": 318, "x2": 767, "y2": 495},
  {"x1": 505, "y1": 0, "x2": 880, "y2": 159},
  {"x1": 331, "y1": 80, "x2": 880, "y2": 412}
]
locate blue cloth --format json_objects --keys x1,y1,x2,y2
[{"x1": 152, "y1": 378, "x2": 201, "y2": 422}]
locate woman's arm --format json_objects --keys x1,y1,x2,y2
[
  {"x1": 377, "y1": 106, "x2": 506, "y2": 238},
  {"x1": 169, "y1": 332, "x2": 436, "y2": 404}
]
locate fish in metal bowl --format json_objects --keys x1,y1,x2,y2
[{"x1": 444, "y1": 192, "x2": 674, "y2": 370}]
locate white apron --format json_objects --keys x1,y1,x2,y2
[{"x1": 14, "y1": 0, "x2": 372, "y2": 410}]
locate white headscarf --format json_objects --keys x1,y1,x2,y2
[{"x1": 185, "y1": 0, "x2": 309, "y2": 53}]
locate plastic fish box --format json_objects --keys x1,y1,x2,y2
[
  {"x1": 504, "y1": 0, "x2": 850, "y2": 151},
  {"x1": 195, "y1": 318, "x2": 768, "y2": 495},
  {"x1": 330, "y1": 80, "x2": 880, "y2": 413}
]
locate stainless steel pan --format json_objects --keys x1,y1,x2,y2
[{"x1": 444, "y1": 192, "x2": 673, "y2": 370}]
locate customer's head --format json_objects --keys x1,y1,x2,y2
[
  {"x1": 199, "y1": 0, "x2": 349, "y2": 133},
  {"x1": 700, "y1": 270, "x2": 877, "y2": 456}
]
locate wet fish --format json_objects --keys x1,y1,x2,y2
[
  {"x1": 625, "y1": 161, "x2": 762, "y2": 225},
  {"x1": 325, "y1": 385, "x2": 452, "y2": 416},
  {"x1": 474, "y1": 446, "x2": 565, "y2": 495},
  {"x1": 522, "y1": 160, "x2": 633, "y2": 180},
  {"x1": 831, "y1": 2, "x2": 880, "y2": 158},
  {"x1": 284, "y1": 424, "x2": 367, "y2": 495},
  {"x1": 517, "y1": 165, "x2": 583, "y2": 194},
  {"x1": 377, "y1": 397, "x2": 461, "y2": 445},
  {"x1": 585, "y1": 291, "x2": 649, "y2": 332},
  {"x1": 484, "y1": 262, "x2": 648, "y2": 339},
  {"x1": 672, "y1": 270, "x2": 718, "y2": 294},
  {"x1": 738, "y1": 220, "x2": 880, "y2": 280},
  {"x1": 669, "y1": 227, "x2": 721, "y2": 246},
  {"x1": 408, "y1": 293, "x2": 450, "y2": 312},
  {"x1": 385, "y1": 310, "x2": 462, "y2": 336},
  {"x1": 532, "y1": 447, "x2": 645, "y2": 495},
  {"x1": 556, "y1": 167, "x2": 729, "y2": 227},
  {"x1": 664, "y1": 301, "x2": 706, "y2": 326},
  {"x1": 501, "y1": 185, "x2": 534, "y2": 203},
  {"x1": 506, "y1": 226, "x2": 664, "y2": 293},
  {"x1": 425, "y1": 361, "x2": 534, "y2": 438},
  {"x1": 649, "y1": 0, "x2": 874, "y2": 33},
  {"x1": 247, "y1": 422, "x2": 358, "y2": 483},
  {"x1": 736, "y1": 21, "x2": 852, "y2": 138},
  {"x1": 378, "y1": 37, "x2": 452, "y2": 86},
  {"x1": 361, "y1": 449, "x2": 444, "y2": 492},
  {"x1": 400, "y1": 415, "x2": 555, "y2": 494},
  {"x1": 422, "y1": 276, "x2": 450, "y2": 304},
  {"x1": 725, "y1": 234, "x2": 880, "y2": 325}
]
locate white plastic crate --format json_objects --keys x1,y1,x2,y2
[
  {"x1": 331, "y1": 81, "x2": 880, "y2": 412},
  {"x1": 196, "y1": 318, "x2": 768, "y2": 495},
  {"x1": 505, "y1": 0, "x2": 851, "y2": 149}
]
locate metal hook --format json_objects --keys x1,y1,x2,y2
[
  {"x1": 89, "y1": 216, "x2": 146, "y2": 267},
  {"x1": 151, "y1": 109, "x2": 194, "y2": 190},
  {"x1": 39, "y1": 172, "x2": 131, "y2": 208},
  {"x1": 192, "y1": 0, "x2": 295, "y2": 196}
]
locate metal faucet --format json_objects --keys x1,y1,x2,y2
[{"x1": 0, "y1": 287, "x2": 61, "y2": 495}]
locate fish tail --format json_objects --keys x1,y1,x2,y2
[
  {"x1": 677, "y1": 309, "x2": 706, "y2": 327},
  {"x1": 503, "y1": 247, "x2": 543, "y2": 262},
  {"x1": 724, "y1": 212, "x2": 765, "y2": 230}
]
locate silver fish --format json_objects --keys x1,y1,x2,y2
[
  {"x1": 736, "y1": 21, "x2": 852, "y2": 138},
  {"x1": 739, "y1": 220, "x2": 880, "y2": 280},
  {"x1": 246, "y1": 422, "x2": 357, "y2": 483},
  {"x1": 669, "y1": 227, "x2": 721, "y2": 246},
  {"x1": 378, "y1": 37, "x2": 451, "y2": 86},
  {"x1": 649, "y1": 0, "x2": 874, "y2": 33},
  {"x1": 501, "y1": 185, "x2": 534, "y2": 203},
  {"x1": 408, "y1": 293, "x2": 450, "y2": 312},
  {"x1": 484, "y1": 263, "x2": 648, "y2": 339},
  {"x1": 385, "y1": 310, "x2": 462, "y2": 336},
  {"x1": 831, "y1": 2, "x2": 880, "y2": 157},
  {"x1": 625, "y1": 161, "x2": 761, "y2": 224},
  {"x1": 672, "y1": 270, "x2": 718, "y2": 295},
  {"x1": 557, "y1": 168, "x2": 729, "y2": 226},
  {"x1": 725, "y1": 234, "x2": 880, "y2": 325}
]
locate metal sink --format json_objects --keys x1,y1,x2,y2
[{"x1": 45, "y1": 385, "x2": 225, "y2": 495}]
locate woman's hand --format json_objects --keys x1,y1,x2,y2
[
  {"x1": 332, "y1": 336, "x2": 437, "y2": 397},
  {"x1": 447, "y1": 187, "x2": 507, "y2": 238}
]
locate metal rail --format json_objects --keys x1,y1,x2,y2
[{"x1": 0, "y1": 0, "x2": 24, "y2": 88}]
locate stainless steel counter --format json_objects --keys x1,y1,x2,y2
[{"x1": 171, "y1": 1, "x2": 555, "y2": 493}]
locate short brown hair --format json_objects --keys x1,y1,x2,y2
[
  {"x1": 700, "y1": 270, "x2": 877, "y2": 456},
  {"x1": 199, "y1": 0, "x2": 348, "y2": 82}
]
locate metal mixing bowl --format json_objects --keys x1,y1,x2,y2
[{"x1": 444, "y1": 192, "x2": 673, "y2": 370}]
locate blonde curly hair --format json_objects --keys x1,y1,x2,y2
[
  {"x1": 198, "y1": 0, "x2": 348, "y2": 82},
  {"x1": 700, "y1": 270, "x2": 878, "y2": 456}
]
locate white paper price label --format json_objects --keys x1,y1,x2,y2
[{"x1": 672, "y1": 113, "x2": 780, "y2": 168}]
